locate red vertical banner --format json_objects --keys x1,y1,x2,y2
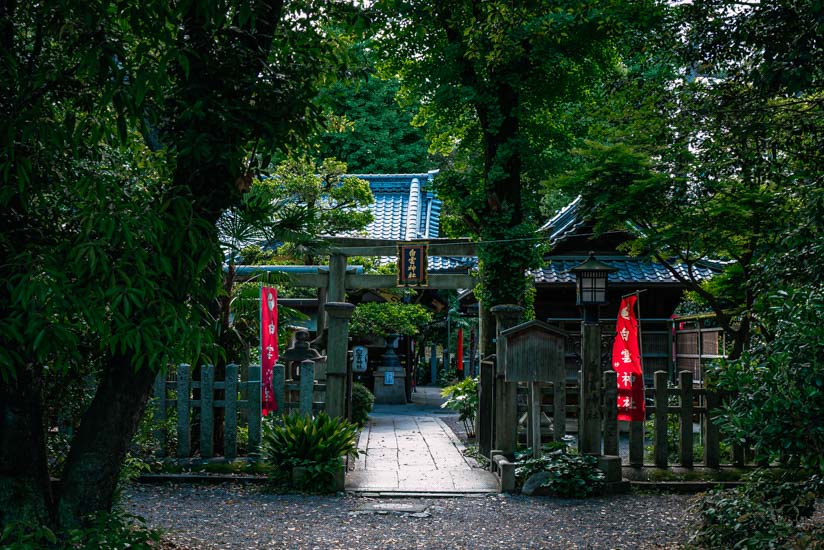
[
  {"x1": 260, "y1": 286, "x2": 278, "y2": 416},
  {"x1": 456, "y1": 327, "x2": 464, "y2": 374},
  {"x1": 611, "y1": 295, "x2": 645, "y2": 421}
]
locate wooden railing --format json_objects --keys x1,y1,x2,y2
[
  {"x1": 152, "y1": 364, "x2": 261, "y2": 460},
  {"x1": 482, "y1": 361, "x2": 752, "y2": 470},
  {"x1": 152, "y1": 361, "x2": 325, "y2": 461}
]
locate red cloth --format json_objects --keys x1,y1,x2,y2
[
  {"x1": 260, "y1": 286, "x2": 278, "y2": 416},
  {"x1": 611, "y1": 296, "x2": 645, "y2": 421},
  {"x1": 456, "y1": 327, "x2": 464, "y2": 373}
]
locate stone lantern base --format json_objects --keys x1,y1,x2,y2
[{"x1": 373, "y1": 366, "x2": 406, "y2": 404}]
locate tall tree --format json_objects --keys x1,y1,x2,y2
[
  {"x1": 375, "y1": 0, "x2": 657, "y2": 352},
  {"x1": 554, "y1": 0, "x2": 823, "y2": 358},
  {"x1": 314, "y1": 75, "x2": 433, "y2": 173},
  {"x1": 0, "y1": 0, "x2": 359, "y2": 531}
]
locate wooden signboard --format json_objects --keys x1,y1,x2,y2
[
  {"x1": 397, "y1": 243, "x2": 428, "y2": 286},
  {"x1": 501, "y1": 320, "x2": 566, "y2": 383},
  {"x1": 501, "y1": 320, "x2": 568, "y2": 457}
]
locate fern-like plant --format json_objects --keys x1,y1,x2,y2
[{"x1": 262, "y1": 411, "x2": 360, "y2": 467}]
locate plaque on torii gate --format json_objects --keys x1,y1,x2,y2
[{"x1": 501, "y1": 320, "x2": 567, "y2": 458}]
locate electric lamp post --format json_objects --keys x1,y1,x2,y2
[{"x1": 569, "y1": 252, "x2": 617, "y2": 455}]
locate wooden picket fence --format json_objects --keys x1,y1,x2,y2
[
  {"x1": 605, "y1": 370, "x2": 751, "y2": 469},
  {"x1": 152, "y1": 364, "x2": 261, "y2": 460},
  {"x1": 152, "y1": 361, "x2": 325, "y2": 462},
  {"x1": 480, "y1": 356, "x2": 751, "y2": 469}
]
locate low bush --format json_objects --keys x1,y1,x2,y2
[
  {"x1": 351, "y1": 382, "x2": 374, "y2": 427},
  {"x1": 440, "y1": 377, "x2": 478, "y2": 437},
  {"x1": 261, "y1": 411, "x2": 360, "y2": 492},
  {"x1": 514, "y1": 447, "x2": 605, "y2": 498},
  {"x1": 0, "y1": 511, "x2": 161, "y2": 550},
  {"x1": 690, "y1": 469, "x2": 822, "y2": 549}
]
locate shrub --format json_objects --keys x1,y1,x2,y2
[
  {"x1": 261, "y1": 411, "x2": 360, "y2": 491},
  {"x1": 0, "y1": 511, "x2": 161, "y2": 550},
  {"x1": 440, "y1": 377, "x2": 478, "y2": 437},
  {"x1": 707, "y1": 288, "x2": 824, "y2": 473},
  {"x1": 351, "y1": 382, "x2": 374, "y2": 427},
  {"x1": 690, "y1": 469, "x2": 822, "y2": 549},
  {"x1": 437, "y1": 367, "x2": 458, "y2": 387},
  {"x1": 514, "y1": 448, "x2": 605, "y2": 498},
  {"x1": 349, "y1": 302, "x2": 432, "y2": 338}
]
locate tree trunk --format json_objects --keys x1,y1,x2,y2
[
  {"x1": 0, "y1": 366, "x2": 53, "y2": 527},
  {"x1": 55, "y1": 352, "x2": 156, "y2": 529}
]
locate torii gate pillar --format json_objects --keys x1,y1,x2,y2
[{"x1": 325, "y1": 302, "x2": 354, "y2": 419}]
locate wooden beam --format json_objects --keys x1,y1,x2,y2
[
  {"x1": 248, "y1": 270, "x2": 477, "y2": 290},
  {"x1": 315, "y1": 237, "x2": 478, "y2": 257},
  {"x1": 345, "y1": 273, "x2": 477, "y2": 290}
]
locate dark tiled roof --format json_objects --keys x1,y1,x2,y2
[
  {"x1": 533, "y1": 257, "x2": 718, "y2": 285},
  {"x1": 538, "y1": 196, "x2": 586, "y2": 246}
]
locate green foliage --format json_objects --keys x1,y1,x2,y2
[
  {"x1": 514, "y1": 448, "x2": 605, "y2": 498},
  {"x1": 313, "y1": 74, "x2": 433, "y2": 173},
  {"x1": 0, "y1": 0, "x2": 365, "y2": 528},
  {"x1": 351, "y1": 382, "x2": 375, "y2": 427},
  {"x1": 261, "y1": 412, "x2": 360, "y2": 491},
  {"x1": 375, "y1": 0, "x2": 658, "y2": 310},
  {"x1": 349, "y1": 302, "x2": 432, "y2": 338},
  {"x1": 690, "y1": 470, "x2": 823, "y2": 549},
  {"x1": 440, "y1": 377, "x2": 478, "y2": 437},
  {"x1": 707, "y1": 288, "x2": 824, "y2": 473},
  {"x1": 437, "y1": 368, "x2": 459, "y2": 388},
  {"x1": 0, "y1": 511, "x2": 161, "y2": 550},
  {"x1": 551, "y1": 0, "x2": 824, "y2": 360}
]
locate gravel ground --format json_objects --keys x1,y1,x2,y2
[{"x1": 122, "y1": 483, "x2": 694, "y2": 549}]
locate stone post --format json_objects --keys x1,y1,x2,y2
[
  {"x1": 325, "y1": 302, "x2": 354, "y2": 419},
  {"x1": 491, "y1": 304, "x2": 523, "y2": 458}
]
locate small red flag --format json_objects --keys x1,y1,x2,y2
[
  {"x1": 611, "y1": 296, "x2": 645, "y2": 422},
  {"x1": 260, "y1": 286, "x2": 278, "y2": 416},
  {"x1": 456, "y1": 327, "x2": 464, "y2": 373}
]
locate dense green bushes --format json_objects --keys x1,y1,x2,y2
[
  {"x1": 351, "y1": 382, "x2": 375, "y2": 427},
  {"x1": 440, "y1": 377, "x2": 478, "y2": 437},
  {"x1": 514, "y1": 446, "x2": 605, "y2": 498},
  {"x1": 690, "y1": 470, "x2": 823, "y2": 549},
  {"x1": 261, "y1": 412, "x2": 360, "y2": 492}
]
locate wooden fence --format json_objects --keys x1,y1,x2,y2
[
  {"x1": 153, "y1": 364, "x2": 261, "y2": 460},
  {"x1": 480, "y1": 357, "x2": 752, "y2": 469},
  {"x1": 152, "y1": 361, "x2": 323, "y2": 461}
]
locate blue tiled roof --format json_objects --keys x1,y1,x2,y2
[
  {"x1": 351, "y1": 172, "x2": 441, "y2": 240},
  {"x1": 367, "y1": 193, "x2": 408, "y2": 239},
  {"x1": 533, "y1": 257, "x2": 718, "y2": 285}
]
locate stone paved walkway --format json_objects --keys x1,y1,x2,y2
[{"x1": 345, "y1": 387, "x2": 499, "y2": 494}]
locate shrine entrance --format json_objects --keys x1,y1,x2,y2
[{"x1": 245, "y1": 237, "x2": 499, "y2": 493}]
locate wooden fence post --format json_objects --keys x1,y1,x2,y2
[
  {"x1": 248, "y1": 364, "x2": 262, "y2": 455},
  {"x1": 176, "y1": 364, "x2": 191, "y2": 458},
  {"x1": 553, "y1": 378, "x2": 566, "y2": 444},
  {"x1": 478, "y1": 358, "x2": 495, "y2": 459},
  {"x1": 654, "y1": 370, "x2": 669, "y2": 469},
  {"x1": 300, "y1": 360, "x2": 315, "y2": 416},
  {"x1": 200, "y1": 364, "x2": 214, "y2": 459},
  {"x1": 629, "y1": 420, "x2": 644, "y2": 467},
  {"x1": 273, "y1": 362, "x2": 285, "y2": 416},
  {"x1": 225, "y1": 363, "x2": 238, "y2": 460},
  {"x1": 603, "y1": 371, "x2": 619, "y2": 456},
  {"x1": 704, "y1": 385, "x2": 720, "y2": 468},
  {"x1": 153, "y1": 372, "x2": 167, "y2": 459},
  {"x1": 679, "y1": 370, "x2": 694, "y2": 468}
]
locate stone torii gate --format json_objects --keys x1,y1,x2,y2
[{"x1": 266, "y1": 237, "x2": 478, "y2": 420}]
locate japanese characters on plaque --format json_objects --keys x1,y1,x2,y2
[{"x1": 397, "y1": 243, "x2": 428, "y2": 286}]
